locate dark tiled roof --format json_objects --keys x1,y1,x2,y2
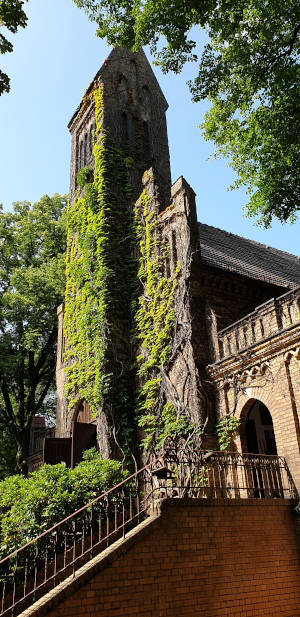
[{"x1": 198, "y1": 223, "x2": 300, "y2": 289}]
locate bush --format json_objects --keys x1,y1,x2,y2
[{"x1": 0, "y1": 449, "x2": 128, "y2": 558}]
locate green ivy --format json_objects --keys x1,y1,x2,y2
[
  {"x1": 216, "y1": 416, "x2": 240, "y2": 451},
  {"x1": 63, "y1": 78, "x2": 195, "y2": 457},
  {"x1": 76, "y1": 165, "x2": 94, "y2": 188},
  {"x1": 133, "y1": 190, "x2": 193, "y2": 451},
  {"x1": 63, "y1": 79, "x2": 136, "y2": 451}
]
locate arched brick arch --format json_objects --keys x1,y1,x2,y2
[
  {"x1": 65, "y1": 398, "x2": 92, "y2": 435},
  {"x1": 235, "y1": 386, "x2": 279, "y2": 425}
]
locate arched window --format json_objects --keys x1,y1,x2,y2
[
  {"x1": 89, "y1": 125, "x2": 94, "y2": 156},
  {"x1": 165, "y1": 257, "x2": 171, "y2": 279},
  {"x1": 121, "y1": 111, "x2": 129, "y2": 143},
  {"x1": 118, "y1": 74, "x2": 128, "y2": 109},
  {"x1": 72, "y1": 399, "x2": 97, "y2": 467},
  {"x1": 141, "y1": 85, "x2": 151, "y2": 121},
  {"x1": 79, "y1": 140, "x2": 83, "y2": 169},
  {"x1": 75, "y1": 399, "x2": 93, "y2": 424},
  {"x1": 130, "y1": 59, "x2": 138, "y2": 90},
  {"x1": 171, "y1": 230, "x2": 178, "y2": 269},
  {"x1": 242, "y1": 400, "x2": 281, "y2": 498},
  {"x1": 122, "y1": 113, "x2": 138, "y2": 146}
]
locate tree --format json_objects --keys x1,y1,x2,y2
[
  {"x1": 0, "y1": 0, "x2": 28, "y2": 95},
  {"x1": 0, "y1": 415, "x2": 16, "y2": 480},
  {"x1": 0, "y1": 194, "x2": 66, "y2": 476},
  {"x1": 73, "y1": 0, "x2": 300, "y2": 227}
]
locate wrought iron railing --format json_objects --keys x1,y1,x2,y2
[
  {"x1": 159, "y1": 449, "x2": 298, "y2": 501},
  {"x1": 0, "y1": 450, "x2": 297, "y2": 617},
  {"x1": 0, "y1": 459, "x2": 161, "y2": 617}
]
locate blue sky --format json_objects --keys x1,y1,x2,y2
[{"x1": 0, "y1": 0, "x2": 299, "y2": 255}]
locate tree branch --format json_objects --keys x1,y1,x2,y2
[
  {"x1": 0, "y1": 370, "x2": 18, "y2": 437},
  {"x1": 32, "y1": 367, "x2": 56, "y2": 421},
  {"x1": 260, "y1": 23, "x2": 300, "y2": 78},
  {"x1": 35, "y1": 327, "x2": 57, "y2": 375}
]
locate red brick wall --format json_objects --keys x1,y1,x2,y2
[{"x1": 45, "y1": 499, "x2": 300, "y2": 617}]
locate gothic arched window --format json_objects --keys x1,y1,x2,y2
[
  {"x1": 130, "y1": 59, "x2": 138, "y2": 89},
  {"x1": 141, "y1": 85, "x2": 151, "y2": 121},
  {"x1": 171, "y1": 230, "x2": 178, "y2": 269},
  {"x1": 121, "y1": 112, "x2": 129, "y2": 143},
  {"x1": 75, "y1": 399, "x2": 92, "y2": 424},
  {"x1": 118, "y1": 74, "x2": 128, "y2": 109},
  {"x1": 89, "y1": 125, "x2": 95, "y2": 156}
]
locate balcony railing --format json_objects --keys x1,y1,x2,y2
[
  {"x1": 216, "y1": 288, "x2": 300, "y2": 361},
  {"x1": 0, "y1": 450, "x2": 297, "y2": 617}
]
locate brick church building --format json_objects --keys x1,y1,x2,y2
[
  {"x1": 50, "y1": 47, "x2": 300, "y2": 491},
  {"x1": 8, "y1": 47, "x2": 300, "y2": 617}
]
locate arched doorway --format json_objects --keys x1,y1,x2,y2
[
  {"x1": 74, "y1": 399, "x2": 93, "y2": 424},
  {"x1": 72, "y1": 399, "x2": 97, "y2": 467},
  {"x1": 245, "y1": 400, "x2": 277, "y2": 455},
  {"x1": 243, "y1": 400, "x2": 282, "y2": 498}
]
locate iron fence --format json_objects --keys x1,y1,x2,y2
[
  {"x1": 0, "y1": 450, "x2": 297, "y2": 617},
  {"x1": 156, "y1": 449, "x2": 298, "y2": 501}
]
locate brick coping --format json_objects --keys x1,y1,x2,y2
[{"x1": 160, "y1": 497, "x2": 298, "y2": 509}]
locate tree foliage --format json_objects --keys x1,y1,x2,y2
[
  {"x1": 0, "y1": 194, "x2": 66, "y2": 476},
  {"x1": 0, "y1": 0, "x2": 28, "y2": 95},
  {"x1": 0, "y1": 448, "x2": 127, "y2": 557},
  {"x1": 73, "y1": 0, "x2": 300, "y2": 226}
]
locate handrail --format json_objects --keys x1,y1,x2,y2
[
  {"x1": 0, "y1": 451, "x2": 297, "y2": 617},
  {"x1": 0, "y1": 458, "x2": 159, "y2": 566},
  {"x1": 0, "y1": 456, "x2": 163, "y2": 617}
]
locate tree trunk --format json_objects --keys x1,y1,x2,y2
[{"x1": 15, "y1": 429, "x2": 31, "y2": 476}]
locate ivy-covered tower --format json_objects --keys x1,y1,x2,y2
[
  {"x1": 68, "y1": 47, "x2": 171, "y2": 207},
  {"x1": 56, "y1": 47, "x2": 205, "y2": 464}
]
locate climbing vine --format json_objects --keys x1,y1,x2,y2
[
  {"x1": 216, "y1": 415, "x2": 240, "y2": 451},
  {"x1": 133, "y1": 189, "x2": 193, "y2": 451},
  {"x1": 63, "y1": 77, "x2": 196, "y2": 457},
  {"x1": 64, "y1": 79, "x2": 136, "y2": 452}
]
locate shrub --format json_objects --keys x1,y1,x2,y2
[{"x1": 0, "y1": 449, "x2": 128, "y2": 558}]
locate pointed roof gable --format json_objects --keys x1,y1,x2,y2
[{"x1": 68, "y1": 47, "x2": 168, "y2": 131}]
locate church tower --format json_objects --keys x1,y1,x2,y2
[
  {"x1": 56, "y1": 47, "x2": 204, "y2": 465},
  {"x1": 68, "y1": 47, "x2": 171, "y2": 206},
  {"x1": 56, "y1": 48, "x2": 172, "y2": 458}
]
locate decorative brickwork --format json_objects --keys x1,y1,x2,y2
[{"x1": 207, "y1": 288, "x2": 300, "y2": 489}]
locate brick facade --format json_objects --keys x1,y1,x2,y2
[
  {"x1": 27, "y1": 499, "x2": 300, "y2": 617},
  {"x1": 207, "y1": 288, "x2": 300, "y2": 489},
  {"x1": 53, "y1": 45, "x2": 300, "y2": 492}
]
